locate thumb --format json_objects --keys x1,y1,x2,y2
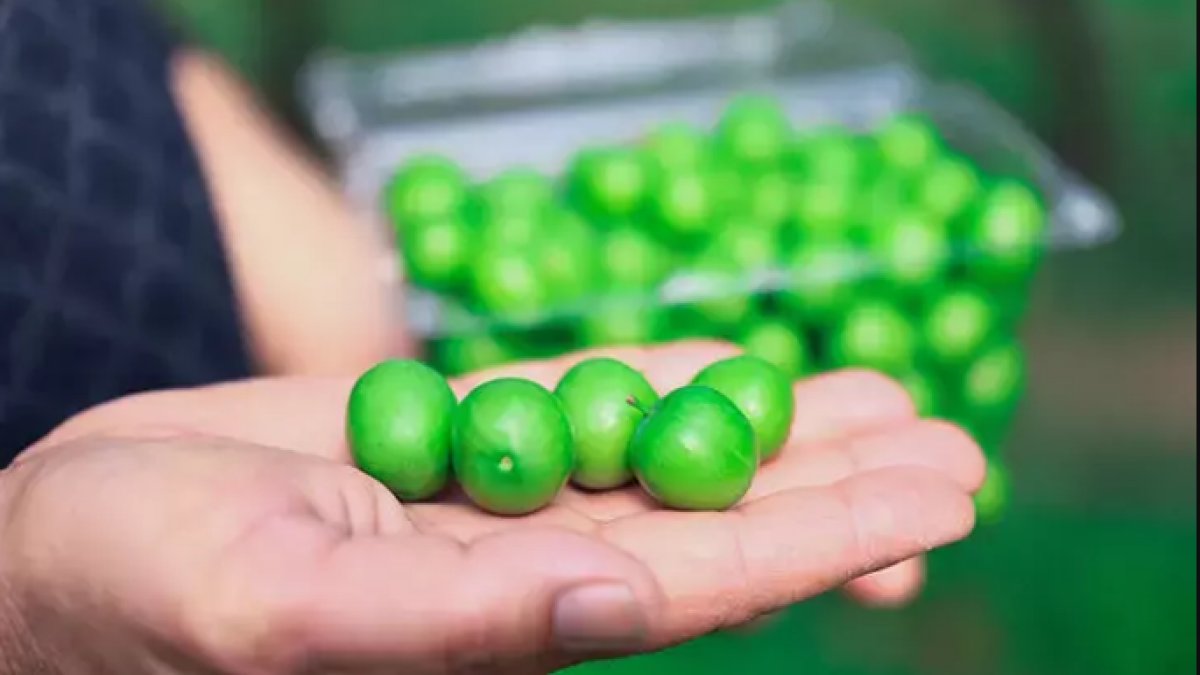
[{"x1": 241, "y1": 525, "x2": 663, "y2": 673}]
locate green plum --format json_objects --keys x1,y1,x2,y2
[
  {"x1": 868, "y1": 209, "x2": 951, "y2": 294},
  {"x1": 779, "y1": 242, "x2": 864, "y2": 325},
  {"x1": 478, "y1": 168, "x2": 555, "y2": 219},
  {"x1": 922, "y1": 286, "x2": 997, "y2": 365},
  {"x1": 644, "y1": 122, "x2": 712, "y2": 171},
  {"x1": 792, "y1": 180, "x2": 856, "y2": 239},
  {"x1": 537, "y1": 212, "x2": 597, "y2": 308},
  {"x1": 898, "y1": 369, "x2": 940, "y2": 418},
  {"x1": 960, "y1": 341, "x2": 1026, "y2": 426},
  {"x1": 965, "y1": 180, "x2": 1047, "y2": 287},
  {"x1": 346, "y1": 360, "x2": 457, "y2": 500},
  {"x1": 791, "y1": 128, "x2": 865, "y2": 183},
  {"x1": 717, "y1": 94, "x2": 791, "y2": 167},
  {"x1": 434, "y1": 332, "x2": 513, "y2": 377},
  {"x1": 974, "y1": 461, "x2": 1010, "y2": 524},
  {"x1": 555, "y1": 358, "x2": 659, "y2": 490},
  {"x1": 857, "y1": 174, "x2": 916, "y2": 230},
  {"x1": 452, "y1": 378, "x2": 575, "y2": 515},
  {"x1": 919, "y1": 156, "x2": 981, "y2": 220},
  {"x1": 875, "y1": 114, "x2": 941, "y2": 174},
  {"x1": 652, "y1": 169, "x2": 717, "y2": 243},
  {"x1": 570, "y1": 147, "x2": 651, "y2": 219},
  {"x1": 478, "y1": 212, "x2": 543, "y2": 250},
  {"x1": 401, "y1": 216, "x2": 473, "y2": 290},
  {"x1": 740, "y1": 320, "x2": 811, "y2": 380},
  {"x1": 629, "y1": 386, "x2": 757, "y2": 511},
  {"x1": 725, "y1": 219, "x2": 779, "y2": 271},
  {"x1": 693, "y1": 355, "x2": 796, "y2": 461},
  {"x1": 830, "y1": 299, "x2": 918, "y2": 375},
  {"x1": 385, "y1": 155, "x2": 468, "y2": 228},
  {"x1": 600, "y1": 226, "x2": 673, "y2": 290},
  {"x1": 747, "y1": 172, "x2": 793, "y2": 227},
  {"x1": 470, "y1": 247, "x2": 547, "y2": 319},
  {"x1": 579, "y1": 302, "x2": 665, "y2": 347}
]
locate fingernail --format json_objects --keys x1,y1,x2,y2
[{"x1": 552, "y1": 582, "x2": 647, "y2": 652}]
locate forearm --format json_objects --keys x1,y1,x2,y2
[{"x1": 174, "y1": 51, "x2": 409, "y2": 376}]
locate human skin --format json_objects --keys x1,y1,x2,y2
[
  {"x1": 173, "y1": 50, "x2": 405, "y2": 377},
  {"x1": 0, "y1": 342, "x2": 984, "y2": 675}
]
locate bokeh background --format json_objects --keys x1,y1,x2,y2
[{"x1": 150, "y1": 2, "x2": 1196, "y2": 674}]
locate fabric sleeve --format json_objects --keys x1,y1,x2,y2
[{"x1": 0, "y1": 0, "x2": 251, "y2": 461}]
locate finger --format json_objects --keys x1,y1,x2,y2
[
  {"x1": 843, "y1": 557, "x2": 926, "y2": 608},
  {"x1": 460, "y1": 349, "x2": 917, "y2": 446},
  {"x1": 558, "y1": 418, "x2": 983, "y2": 526},
  {"x1": 406, "y1": 495, "x2": 601, "y2": 543},
  {"x1": 785, "y1": 369, "x2": 916, "y2": 444},
  {"x1": 450, "y1": 339, "x2": 741, "y2": 396},
  {"x1": 38, "y1": 343, "x2": 912, "y2": 465},
  {"x1": 449, "y1": 354, "x2": 922, "y2": 523},
  {"x1": 35, "y1": 341, "x2": 736, "y2": 461},
  {"x1": 597, "y1": 467, "x2": 975, "y2": 647},
  {"x1": 35, "y1": 376, "x2": 355, "y2": 462},
  {"x1": 747, "y1": 419, "x2": 987, "y2": 500},
  {"x1": 229, "y1": 524, "x2": 663, "y2": 673}
]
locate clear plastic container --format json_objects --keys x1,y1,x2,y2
[{"x1": 300, "y1": 0, "x2": 1119, "y2": 341}]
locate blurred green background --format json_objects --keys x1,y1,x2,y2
[{"x1": 151, "y1": 1, "x2": 1195, "y2": 674}]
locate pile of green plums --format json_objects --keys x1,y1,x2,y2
[
  {"x1": 346, "y1": 354, "x2": 795, "y2": 515},
  {"x1": 381, "y1": 95, "x2": 1048, "y2": 521}
]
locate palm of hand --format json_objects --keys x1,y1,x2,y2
[{"x1": 2, "y1": 343, "x2": 983, "y2": 675}]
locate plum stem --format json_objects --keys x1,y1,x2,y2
[{"x1": 625, "y1": 396, "x2": 649, "y2": 416}]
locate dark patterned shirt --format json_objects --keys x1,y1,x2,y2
[{"x1": 0, "y1": 0, "x2": 251, "y2": 462}]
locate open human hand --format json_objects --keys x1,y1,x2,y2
[{"x1": 1, "y1": 342, "x2": 984, "y2": 675}]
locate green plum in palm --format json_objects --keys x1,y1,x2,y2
[
  {"x1": 629, "y1": 386, "x2": 758, "y2": 511},
  {"x1": 347, "y1": 360, "x2": 457, "y2": 501},
  {"x1": 555, "y1": 358, "x2": 659, "y2": 490},
  {"x1": 693, "y1": 355, "x2": 796, "y2": 462},
  {"x1": 453, "y1": 378, "x2": 574, "y2": 515}
]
